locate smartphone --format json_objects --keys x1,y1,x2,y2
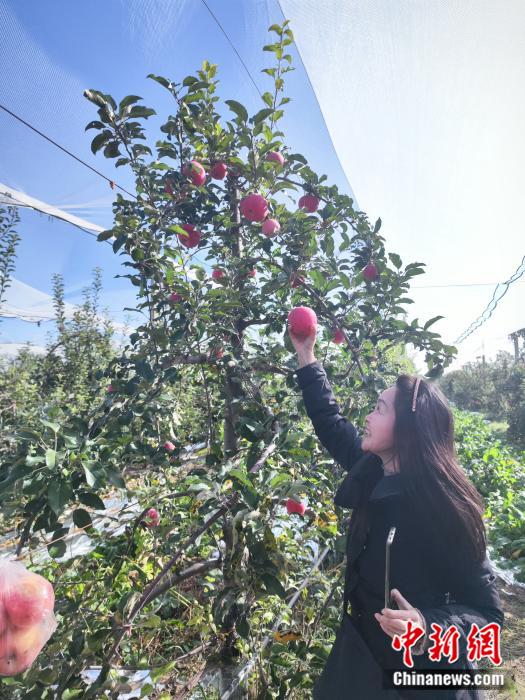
[{"x1": 385, "y1": 526, "x2": 399, "y2": 610}]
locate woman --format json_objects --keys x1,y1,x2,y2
[{"x1": 289, "y1": 324, "x2": 504, "y2": 699}]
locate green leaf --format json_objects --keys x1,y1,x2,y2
[
  {"x1": 147, "y1": 73, "x2": 171, "y2": 89},
  {"x1": 45, "y1": 449, "x2": 56, "y2": 469},
  {"x1": 119, "y1": 94, "x2": 143, "y2": 111},
  {"x1": 90, "y1": 130, "x2": 112, "y2": 154},
  {"x1": 423, "y1": 315, "x2": 445, "y2": 330},
  {"x1": 251, "y1": 108, "x2": 274, "y2": 124},
  {"x1": 261, "y1": 573, "x2": 286, "y2": 598},
  {"x1": 113, "y1": 233, "x2": 127, "y2": 253},
  {"x1": 225, "y1": 100, "x2": 248, "y2": 122},
  {"x1": 388, "y1": 252, "x2": 402, "y2": 269},
  {"x1": 78, "y1": 492, "x2": 105, "y2": 510},
  {"x1": 85, "y1": 120, "x2": 104, "y2": 131},
  {"x1": 84, "y1": 89, "x2": 108, "y2": 107},
  {"x1": 127, "y1": 106, "x2": 156, "y2": 119},
  {"x1": 72, "y1": 508, "x2": 93, "y2": 529},
  {"x1": 40, "y1": 419, "x2": 60, "y2": 432},
  {"x1": 83, "y1": 463, "x2": 96, "y2": 487},
  {"x1": 97, "y1": 230, "x2": 114, "y2": 242},
  {"x1": 236, "y1": 616, "x2": 250, "y2": 639},
  {"x1": 373, "y1": 217, "x2": 382, "y2": 233},
  {"x1": 228, "y1": 469, "x2": 254, "y2": 490},
  {"x1": 48, "y1": 480, "x2": 73, "y2": 515}
]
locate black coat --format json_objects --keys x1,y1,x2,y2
[{"x1": 295, "y1": 361, "x2": 504, "y2": 699}]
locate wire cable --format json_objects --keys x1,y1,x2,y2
[
  {"x1": 199, "y1": 0, "x2": 263, "y2": 98},
  {"x1": 454, "y1": 254, "x2": 525, "y2": 345},
  {"x1": 0, "y1": 103, "x2": 136, "y2": 199}
]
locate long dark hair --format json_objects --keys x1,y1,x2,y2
[{"x1": 393, "y1": 374, "x2": 487, "y2": 573}]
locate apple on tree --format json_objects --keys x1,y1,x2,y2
[
  {"x1": 298, "y1": 193, "x2": 320, "y2": 213},
  {"x1": 210, "y1": 161, "x2": 228, "y2": 179},
  {"x1": 333, "y1": 328, "x2": 345, "y2": 344},
  {"x1": 177, "y1": 224, "x2": 201, "y2": 249},
  {"x1": 363, "y1": 261, "x2": 379, "y2": 281},
  {"x1": 212, "y1": 268, "x2": 226, "y2": 281},
  {"x1": 288, "y1": 306, "x2": 317, "y2": 341},
  {"x1": 145, "y1": 508, "x2": 160, "y2": 528},
  {"x1": 239, "y1": 193, "x2": 269, "y2": 222},
  {"x1": 265, "y1": 151, "x2": 285, "y2": 166},
  {"x1": 182, "y1": 160, "x2": 206, "y2": 186},
  {"x1": 163, "y1": 441, "x2": 175, "y2": 452},
  {"x1": 262, "y1": 218, "x2": 280, "y2": 237},
  {"x1": 286, "y1": 498, "x2": 306, "y2": 516},
  {"x1": 169, "y1": 292, "x2": 183, "y2": 303}
]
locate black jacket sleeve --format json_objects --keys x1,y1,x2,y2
[
  {"x1": 418, "y1": 555, "x2": 504, "y2": 660},
  {"x1": 294, "y1": 360, "x2": 365, "y2": 472}
]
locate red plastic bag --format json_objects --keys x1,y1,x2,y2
[{"x1": 0, "y1": 560, "x2": 57, "y2": 676}]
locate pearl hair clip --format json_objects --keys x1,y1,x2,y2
[{"x1": 412, "y1": 377, "x2": 422, "y2": 412}]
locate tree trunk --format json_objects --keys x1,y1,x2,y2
[{"x1": 223, "y1": 182, "x2": 247, "y2": 457}]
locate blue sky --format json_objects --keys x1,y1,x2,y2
[{"x1": 1, "y1": 0, "x2": 522, "y2": 371}]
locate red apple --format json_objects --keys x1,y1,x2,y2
[
  {"x1": 286, "y1": 498, "x2": 306, "y2": 516},
  {"x1": 107, "y1": 385, "x2": 114, "y2": 393},
  {"x1": 266, "y1": 151, "x2": 285, "y2": 166},
  {"x1": 0, "y1": 654, "x2": 18, "y2": 677},
  {"x1": 4, "y1": 573, "x2": 54, "y2": 628},
  {"x1": 169, "y1": 292, "x2": 182, "y2": 303},
  {"x1": 182, "y1": 160, "x2": 206, "y2": 186},
  {"x1": 363, "y1": 262, "x2": 378, "y2": 281},
  {"x1": 0, "y1": 628, "x2": 11, "y2": 657},
  {"x1": 240, "y1": 194, "x2": 269, "y2": 222},
  {"x1": 0, "y1": 603, "x2": 7, "y2": 636},
  {"x1": 163, "y1": 441, "x2": 175, "y2": 452},
  {"x1": 10, "y1": 624, "x2": 43, "y2": 673},
  {"x1": 262, "y1": 218, "x2": 280, "y2": 237},
  {"x1": 298, "y1": 194, "x2": 320, "y2": 213},
  {"x1": 164, "y1": 180, "x2": 175, "y2": 196},
  {"x1": 246, "y1": 269, "x2": 256, "y2": 278},
  {"x1": 333, "y1": 329, "x2": 345, "y2": 344},
  {"x1": 145, "y1": 508, "x2": 160, "y2": 528},
  {"x1": 212, "y1": 269, "x2": 225, "y2": 281},
  {"x1": 289, "y1": 272, "x2": 305, "y2": 288},
  {"x1": 177, "y1": 224, "x2": 201, "y2": 249},
  {"x1": 288, "y1": 306, "x2": 317, "y2": 341},
  {"x1": 210, "y1": 162, "x2": 228, "y2": 179}
]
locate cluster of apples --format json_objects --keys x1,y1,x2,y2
[
  {"x1": 170, "y1": 155, "x2": 378, "y2": 298},
  {"x1": 0, "y1": 563, "x2": 56, "y2": 676}
]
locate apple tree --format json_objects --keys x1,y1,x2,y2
[{"x1": 2, "y1": 20, "x2": 457, "y2": 698}]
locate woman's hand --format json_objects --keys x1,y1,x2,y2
[
  {"x1": 374, "y1": 589, "x2": 426, "y2": 640},
  {"x1": 287, "y1": 321, "x2": 317, "y2": 356}
]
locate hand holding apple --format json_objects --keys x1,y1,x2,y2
[{"x1": 287, "y1": 306, "x2": 317, "y2": 357}]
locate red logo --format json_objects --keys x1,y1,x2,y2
[{"x1": 391, "y1": 620, "x2": 425, "y2": 668}]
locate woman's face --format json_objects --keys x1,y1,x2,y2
[{"x1": 361, "y1": 385, "x2": 397, "y2": 454}]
